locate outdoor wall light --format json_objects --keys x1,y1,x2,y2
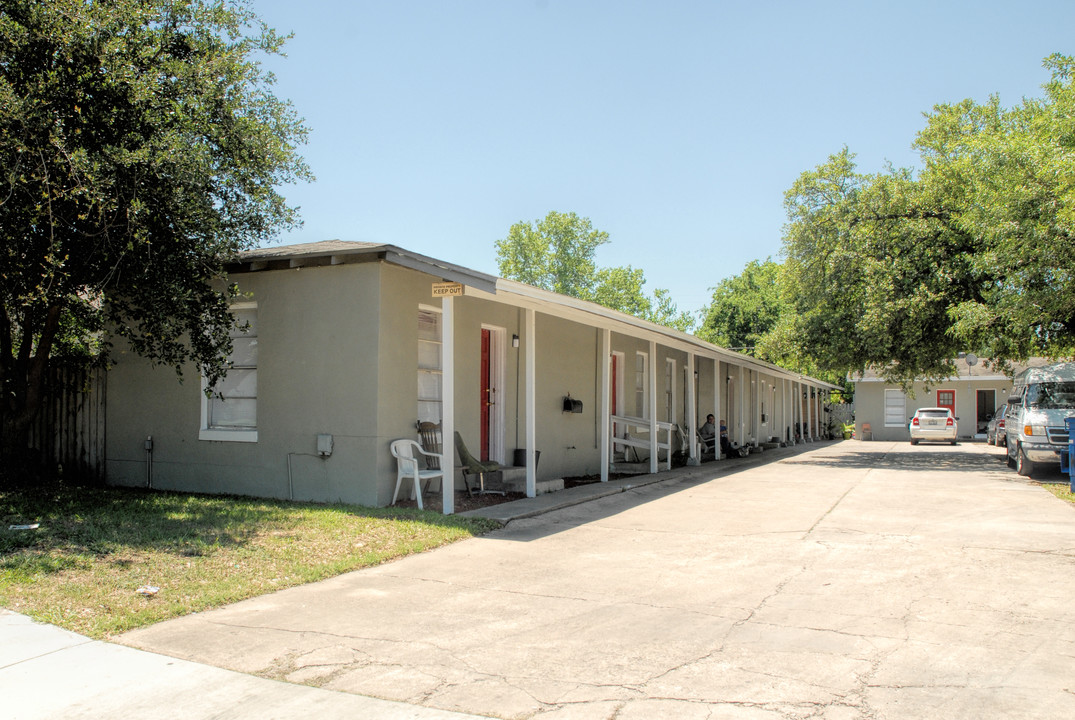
[{"x1": 512, "y1": 334, "x2": 519, "y2": 348}]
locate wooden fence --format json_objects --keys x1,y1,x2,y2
[{"x1": 26, "y1": 366, "x2": 107, "y2": 481}]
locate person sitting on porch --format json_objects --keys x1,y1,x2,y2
[
  {"x1": 699, "y1": 414, "x2": 717, "y2": 453},
  {"x1": 719, "y1": 419, "x2": 735, "y2": 456}
]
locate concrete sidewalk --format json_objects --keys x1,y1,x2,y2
[{"x1": 0, "y1": 609, "x2": 488, "y2": 719}]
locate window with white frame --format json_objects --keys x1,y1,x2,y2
[
  {"x1": 417, "y1": 306, "x2": 443, "y2": 423},
  {"x1": 635, "y1": 352, "x2": 647, "y2": 417},
  {"x1": 884, "y1": 389, "x2": 906, "y2": 427},
  {"x1": 200, "y1": 303, "x2": 258, "y2": 442}
]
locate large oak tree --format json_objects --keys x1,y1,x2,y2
[
  {"x1": 779, "y1": 56, "x2": 1075, "y2": 387},
  {"x1": 0, "y1": 0, "x2": 310, "y2": 472}
]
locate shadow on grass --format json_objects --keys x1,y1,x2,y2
[{"x1": 0, "y1": 484, "x2": 493, "y2": 577}]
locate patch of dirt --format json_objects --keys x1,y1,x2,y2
[
  {"x1": 392, "y1": 490, "x2": 525, "y2": 513},
  {"x1": 392, "y1": 473, "x2": 637, "y2": 512}
]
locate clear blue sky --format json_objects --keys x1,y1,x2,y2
[{"x1": 254, "y1": 0, "x2": 1075, "y2": 319}]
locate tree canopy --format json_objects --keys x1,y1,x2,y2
[
  {"x1": 695, "y1": 257, "x2": 849, "y2": 391},
  {"x1": 696, "y1": 259, "x2": 783, "y2": 352},
  {"x1": 776, "y1": 55, "x2": 1075, "y2": 387},
  {"x1": 495, "y1": 211, "x2": 694, "y2": 332},
  {"x1": 0, "y1": 0, "x2": 310, "y2": 465}
]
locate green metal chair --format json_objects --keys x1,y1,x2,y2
[{"x1": 453, "y1": 432, "x2": 506, "y2": 496}]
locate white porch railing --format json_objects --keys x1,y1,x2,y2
[{"x1": 610, "y1": 414, "x2": 673, "y2": 471}]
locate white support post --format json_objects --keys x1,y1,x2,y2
[
  {"x1": 813, "y1": 391, "x2": 818, "y2": 439},
  {"x1": 648, "y1": 340, "x2": 658, "y2": 474},
  {"x1": 808, "y1": 389, "x2": 817, "y2": 440},
  {"x1": 525, "y1": 308, "x2": 536, "y2": 497},
  {"x1": 599, "y1": 328, "x2": 611, "y2": 482},
  {"x1": 737, "y1": 364, "x2": 745, "y2": 448},
  {"x1": 798, "y1": 381, "x2": 804, "y2": 442},
  {"x1": 806, "y1": 384, "x2": 814, "y2": 441},
  {"x1": 814, "y1": 388, "x2": 819, "y2": 440},
  {"x1": 754, "y1": 373, "x2": 761, "y2": 448},
  {"x1": 793, "y1": 381, "x2": 799, "y2": 442},
  {"x1": 713, "y1": 360, "x2": 722, "y2": 462},
  {"x1": 441, "y1": 296, "x2": 455, "y2": 515},
  {"x1": 782, "y1": 379, "x2": 788, "y2": 445},
  {"x1": 687, "y1": 353, "x2": 698, "y2": 465}
]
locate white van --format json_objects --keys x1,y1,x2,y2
[{"x1": 1005, "y1": 362, "x2": 1075, "y2": 476}]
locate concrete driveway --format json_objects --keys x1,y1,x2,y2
[{"x1": 120, "y1": 440, "x2": 1075, "y2": 719}]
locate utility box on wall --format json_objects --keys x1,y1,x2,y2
[{"x1": 317, "y1": 434, "x2": 334, "y2": 457}]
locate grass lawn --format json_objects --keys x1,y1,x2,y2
[
  {"x1": 0, "y1": 484, "x2": 500, "y2": 639},
  {"x1": 1041, "y1": 481, "x2": 1075, "y2": 505}
]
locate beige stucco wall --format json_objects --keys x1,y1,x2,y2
[
  {"x1": 105, "y1": 256, "x2": 822, "y2": 507},
  {"x1": 106, "y1": 261, "x2": 386, "y2": 504},
  {"x1": 107, "y1": 260, "x2": 635, "y2": 506},
  {"x1": 854, "y1": 377, "x2": 1012, "y2": 442}
]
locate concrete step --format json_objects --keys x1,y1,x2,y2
[{"x1": 500, "y1": 470, "x2": 564, "y2": 495}]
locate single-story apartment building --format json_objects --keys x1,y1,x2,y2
[
  {"x1": 852, "y1": 357, "x2": 1051, "y2": 441},
  {"x1": 105, "y1": 241, "x2": 837, "y2": 513}
]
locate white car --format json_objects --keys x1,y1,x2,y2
[{"x1": 909, "y1": 407, "x2": 957, "y2": 445}]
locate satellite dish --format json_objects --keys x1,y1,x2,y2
[{"x1": 965, "y1": 353, "x2": 978, "y2": 366}]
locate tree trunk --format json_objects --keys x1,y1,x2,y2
[
  {"x1": 0, "y1": 411, "x2": 37, "y2": 488},
  {"x1": 0, "y1": 304, "x2": 64, "y2": 487}
]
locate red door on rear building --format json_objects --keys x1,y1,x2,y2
[{"x1": 936, "y1": 389, "x2": 955, "y2": 414}]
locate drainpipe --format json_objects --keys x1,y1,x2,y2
[{"x1": 287, "y1": 453, "x2": 294, "y2": 500}]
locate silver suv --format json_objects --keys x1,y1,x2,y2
[{"x1": 1005, "y1": 362, "x2": 1075, "y2": 477}]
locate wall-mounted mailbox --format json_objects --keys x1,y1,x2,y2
[
  {"x1": 562, "y1": 396, "x2": 583, "y2": 413},
  {"x1": 317, "y1": 433, "x2": 334, "y2": 457}
]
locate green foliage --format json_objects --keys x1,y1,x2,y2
[
  {"x1": 777, "y1": 56, "x2": 1075, "y2": 386},
  {"x1": 915, "y1": 54, "x2": 1075, "y2": 362},
  {"x1": 697, "y1": 259, "x2": 783, "y2": 351},
  {"x1": 496, "y1": 211, "x2": 695, "y2": 331},
  {"x1": 696, "y1": 256, "x2": 851, "y2": 391},
  {"x1": 495, "y1": 211, "x2": 608, "y2": 298},
  {"x1": 0, "y1": 0, "x2": 310, "y2": 462},
  {"x1": 780, "y1": 150, "x2": 974, "y2": 387}
]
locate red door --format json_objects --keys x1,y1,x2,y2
[
  {"x1": 937, "y1": 389, "x2": 955, "y2": 414},
  {"x1": 480, "y1": 329, "x2": 491, "y2": 461}
]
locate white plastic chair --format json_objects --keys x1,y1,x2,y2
[{"x1": 390, "y1": 439, "x2": 444, "y2": 510}]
